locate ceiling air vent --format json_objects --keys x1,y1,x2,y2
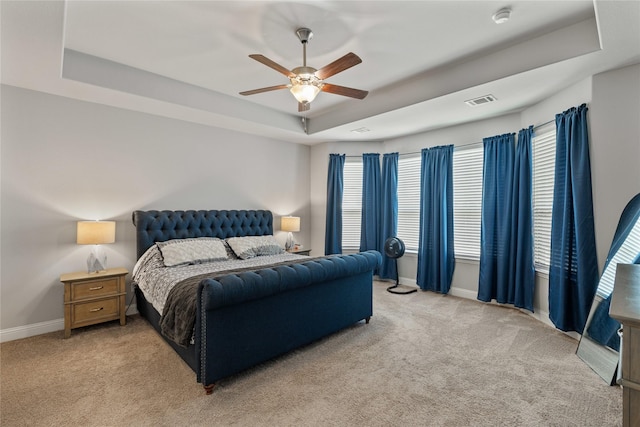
[{"x1": 465, "y1": 94, "x2": 497, "y2": 107}]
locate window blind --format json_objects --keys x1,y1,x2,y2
[
  {"x1": 452, "y1": 145, "x2": 483, "y2": 260},
  {"x1": 342, "y1": 159, "x2": 362, "y2": 250},
  {"x1": 532, "y1": 122, "x2": 556, "y2": 273},
  {"x1": 397, "y1": 155, "x2": 421, "y2": 251}
]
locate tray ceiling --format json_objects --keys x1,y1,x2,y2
[{"x1": 2, "y1": 1, "x2": 639, "y2": 144}]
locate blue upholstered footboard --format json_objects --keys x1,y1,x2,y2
[{"x1": 195, "y1": 251, "x2": 381, "y2": 389}]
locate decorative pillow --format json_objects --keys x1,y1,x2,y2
[
  {"x1": 156, "y1": 237, "x2": 228, "y2": 267},
  {"x1": 222, "y1": 240, "x2": 239, "y2": 260},
  {"x1": 226, "y1": 235, "x2": 284, "y2": 260}
]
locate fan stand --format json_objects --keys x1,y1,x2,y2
[{"x1": 386, "y1": 259, "x2": 417, "y2": 294}]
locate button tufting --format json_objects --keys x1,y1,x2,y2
[{"x1": 133, "y1": 210, "x2": 273, "y2": 259}]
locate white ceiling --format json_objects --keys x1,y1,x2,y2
[{"x1": 2, "y1": 1, "x2": 639, "y2": 145}]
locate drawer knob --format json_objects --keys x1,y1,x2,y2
[
  {"x1": 89, "y1": 307, "x2": 104, "y2": 312},
  {"x1": 89, "y1": 286, "x2": 104, "y2": 291}
]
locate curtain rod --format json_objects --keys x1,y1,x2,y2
[{"x1": 344, "y1": 118, "x2": 555, "y2": 158}]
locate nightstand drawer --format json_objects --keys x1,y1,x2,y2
[
  {"x1": 72, "y1": 278, "x2": 119, "y2": 300},
  {"x1": 73, "y1": 297, "x2": 119, "y2": 325}
]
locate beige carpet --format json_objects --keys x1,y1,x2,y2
[{"x1": 1, "y1": 281, "x2": 622, "y2": 426}]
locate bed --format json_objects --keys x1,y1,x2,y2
[{"x1": 131, "y1": 209, "x2": 381, "y2": 394}]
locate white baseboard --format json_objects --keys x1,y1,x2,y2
[
  {"x1": 448, "y1": 287, "x2": 477, "y2": 300},
  {"x1": 527, "y1": 309, "x2": 552, "y2": 328},
  {"x1": 2, "y1": 293, "x2": 571, "y2": 343},
  {"x1": 396, "y1": 278, "x2": 477, "y2": 300},
  {"x1": 0, "y1": 318, "x2": 64, "y2": 343},
  {"x1": 0, "y1": 304, "x2": 138, "y2": 343}
]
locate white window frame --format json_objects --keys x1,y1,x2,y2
[
  {"x1": 397, "y1": 155, "x2": 421, "y2": 252},
  {"x1": 342, "y1": 158, "x2": 362, "y2": 250},
  {"x1": 532, "y1": 122, "x2": 556, "y2": 273},
  {"x1": 452, "y1": 145, "x2": 483, "y2": 260}
]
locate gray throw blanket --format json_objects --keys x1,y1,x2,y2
[{"x1": 159, "y1": 257, "x2": 315, "y2": 347}]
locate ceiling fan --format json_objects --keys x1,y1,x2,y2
[{"x1": 239, "y1": 28, "x2": 368, "y2": 112}]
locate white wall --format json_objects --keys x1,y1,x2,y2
[
  {"x1": 590, "y1": 63, "x2": 640, "y2": 270},
  {"x1": 309, "y1": 63, "x2": 639, "y2": 326},
  {"x1": 1, "y1": 85, "x2": 310, "y2": 339}
]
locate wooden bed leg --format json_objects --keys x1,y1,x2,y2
[
  {"x1": 365, "y1": 316, "x2": 371, "y2": 324},
  {"x1": 204, "y1": 384, "x2": 215, "y2": 395}
]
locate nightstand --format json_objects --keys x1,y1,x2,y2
[
  {"x1": 288, "y1": 249, "x2": 311, "y2": 256},
  {"x1": 60, "y1": 267, "x2": 128, "y2": 338}
]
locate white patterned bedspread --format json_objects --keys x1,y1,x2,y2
[{"x1": 132, "y1": 244, "x2": 309, "y2": 315}]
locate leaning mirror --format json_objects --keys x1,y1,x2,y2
[{"x1": 576, "y1": 193, "x2": 640, "y2": 384}]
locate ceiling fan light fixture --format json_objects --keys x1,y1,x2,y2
[
  {"x1": 290, "y1": 82, "x2": 321, "y2": 104},
  {"x1": 290, "y1": 67, "x2": 322, "y2": 103}
]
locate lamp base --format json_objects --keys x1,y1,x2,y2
[
  {"x1": 285, "y1": 232, "x2": 294, "y2": 251},
  {"x1": 87, "y1": 245, "x2": 107, "y2": 273}
]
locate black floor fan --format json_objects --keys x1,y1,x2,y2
[{"x1": 384, "y1": 237, "x2": 416, "y2": 294}]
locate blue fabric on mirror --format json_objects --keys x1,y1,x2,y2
[
  {"x1": 603, "y1": 193, "x2": 640, "y2": 266},
  {"x1": 477, "y1": 129, "x2": 535, "y2": 311},
  {"x1": 360, "y1": 154, "x2": 381, "y2": 258},
  {"x1": 417, "y1": 145, "x2": 455, "y2": 293},
  {"x1": 379, "y1": 153, "x2": 399, "y2": 280},
  {"x1": 587, "y1": 293, "x2": 620, "y2": 351},
  {"x1": 549, "y1": 104, "x2": 599, "y2": 333},
  {"x1": 325, "y1": 154, "x2": 345, "y2": 255}
]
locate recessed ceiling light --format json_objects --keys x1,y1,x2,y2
[
  {"x1": 492, "y1": 7, "x2": 511, "y2": 24},
  {"x1": 351, "y1": 127, "x2": 371, "y2": 134}
]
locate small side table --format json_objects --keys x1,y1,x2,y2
[
  {"x1": 60, "y1": 267, "x2": 128, "y2": 338},
  {"x1": 288, "y1": 249, "x2": 311, "y2": 256}
]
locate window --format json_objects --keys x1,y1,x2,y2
[
  {"x1": 342, "y1": 159, "x2": 362, "y2": 250},
  {"x1": 532, "y1": 122, "x2": 556, "y2": 272},
  {"x1": 338, "y1": 129, "x2": 557, "y2": 266},
  {"x1": 452, "y1": 145, "x2": 483, "y2": 260},
  {"x1": 397, "y1": 155, "x2": 421, "y2": 251}
]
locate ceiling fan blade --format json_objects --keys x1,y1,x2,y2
[
  {"x1": 298, "y1": 102, "x2": 311, "y2": 112},
  {"x1": 321, "y1": 83, "x2": 368, "y2": 100},
  {"x1": 249, "y1": 54, "x2": 295, "y2": 78},
  {"x1": 315, "y1": 52, "x2": 362, "y2": 80},
  {"x1": 239, "y1": 84, "x2": 289, "y2": 96}
]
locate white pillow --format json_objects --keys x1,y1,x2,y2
[
  {"x1": 156, "y1": 237, "x2": 228, "y2": 267},
  {"x1": 226, "y1": 235, "x2": 284, "y2": 260}
]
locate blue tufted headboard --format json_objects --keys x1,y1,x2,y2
[{"x1": 132, "y1": 210, "x2": 273, "y2": 259}]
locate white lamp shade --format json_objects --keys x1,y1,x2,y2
[
  {"x1": 77, "y1": 221, "x2": 116, "y2": 245},
  {"x1": 290, "y1": 84, "x2": 320, "y2": 104},
  {"x1": 281, "y1": 216, "x2": 301, "y2": 232}
]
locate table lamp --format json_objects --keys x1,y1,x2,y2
[
  {"x1": 280, "y1": 216, "x2": 300, "y2": 251},
  {"x1": 77, "y1": 220, "x2": 116, "y2": 273}
]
